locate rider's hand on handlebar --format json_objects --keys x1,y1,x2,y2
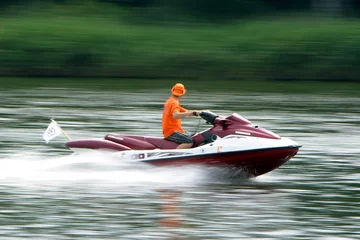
[
  {"x1": 193, "y1": 110, "x2": 201, "y2": 116},
  {"x1": 197, "y1": 110, "x2": 210, "y2": 116},
  {"x1": 191, "y1": 110, "x2": 210, "y2": 117}
]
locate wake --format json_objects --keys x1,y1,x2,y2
[{"x1": 0, "y1": 151, "x2": 213, "y2": 188}]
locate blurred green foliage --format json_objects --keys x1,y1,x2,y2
[
  {"x1": 0, "y1": 1, "x2": 360, "y2": 81},
  {"x1": 2, "y1": 77, "x2": 360, "y2": 96}
]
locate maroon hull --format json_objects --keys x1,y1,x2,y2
[
  {"x1": 144, "y1": 147, "x2": 299, "y2": 177},
  {"x1": 66, "y1": 139, "x2": 131, "y2": 151}
]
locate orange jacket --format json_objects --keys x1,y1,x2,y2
[{"x1": 162, "y1": 96, "x2": 187, "y2": 138}]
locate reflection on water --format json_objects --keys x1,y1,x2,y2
[
  {"x1": 0, "y1": 86, "x2": 360, "y2": 239},
  {"x1": 156, "y1": 189, "x2": 183, "y2": 227}
]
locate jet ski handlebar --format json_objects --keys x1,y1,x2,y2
[{"x1": 199, "y1": 111, "x2": 218, "y2": 124}]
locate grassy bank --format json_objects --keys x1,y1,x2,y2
[{"x1": 1, "y1": 4, "x2": 360, "y2": 81}]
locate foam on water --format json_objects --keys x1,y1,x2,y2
[{"x1": 0, "y1": 151, "x2": 216, "y2": 189}]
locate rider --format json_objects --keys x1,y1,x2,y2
[{"x1": 162, "y1": 83, "x2": 201, "y2": 149}]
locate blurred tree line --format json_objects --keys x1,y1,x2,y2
[
  {"x1": 1, "y1": 0, "x2": 360, "y2": 20},
  {"x1": 1, "y1": 0, "x2": 360, "y2": 81}
]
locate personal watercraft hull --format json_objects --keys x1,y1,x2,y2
[
  {"x1": 144, "y1": 147, "x2": 298, "y2": 177},
  {"x1": 67, "y1": 136, "x2": 300, "y2": 177}
]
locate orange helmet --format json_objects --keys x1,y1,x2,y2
[{"x1": 171, "y1": 83, "x2": 186, "y2": 97}]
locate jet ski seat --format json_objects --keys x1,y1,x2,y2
[{"x1": 145, "y1": 137, "x2": 179, "y2": 150}]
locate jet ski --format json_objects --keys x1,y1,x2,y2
[{"x1": 63, "y1": 111, "x2": 301, "y2": 177}]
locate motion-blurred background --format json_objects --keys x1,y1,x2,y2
[
  {"x1": 1, "y1": 0, "x2": 359, "y2": 81},
  {"x1": 1, "y1": 2, "x2": 360, "y2": 239}
]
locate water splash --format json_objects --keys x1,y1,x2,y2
[{"x1": 0, "y1": 151, "x2": 215, "y2": 188}]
